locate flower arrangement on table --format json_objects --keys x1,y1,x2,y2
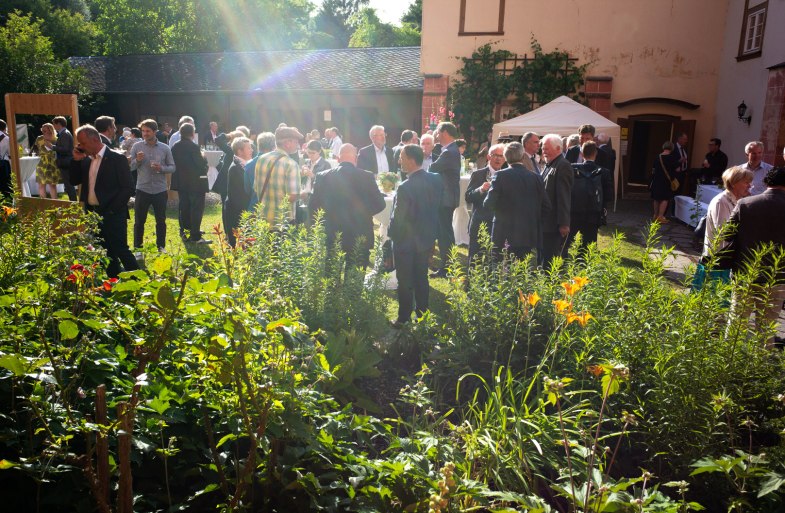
[{"x1": 378, "y1": 172, "x2": 399, "y2": 193}]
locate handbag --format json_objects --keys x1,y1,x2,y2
[{"x1": 659, "y1": 155, "x2": 679, "y2": 192}]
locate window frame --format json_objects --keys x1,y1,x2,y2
[
  {"x1": 737, "y1": 0, "x2": 767, "y2": 61},
  {"x1": 459, "y1": 0, "x2": 506, "y2": 36}
]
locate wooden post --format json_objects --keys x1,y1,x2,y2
[
  {"x1": 117, "y1": 402, "x2": 133, "y2": 513},
  {"x1": 96, "y1": 385, "x2": 110, "y2": 508}
]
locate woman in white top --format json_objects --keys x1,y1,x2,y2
[{"x1": 703, "y1": 166, "x2": 753, "y2": 257}]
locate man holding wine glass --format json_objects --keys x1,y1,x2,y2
[{"x1": 129, "y1": 119, "x2": 175, "y2": 253}]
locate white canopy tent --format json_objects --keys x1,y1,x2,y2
[{"x1": 492, "y1": 96, "x2": 621, "y2": 209}]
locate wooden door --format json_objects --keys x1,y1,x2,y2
[{"x1": 617, "y1": 117, "x2": 631, "y2": 198}]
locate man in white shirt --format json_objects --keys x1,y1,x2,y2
[
  {"x1": 740, "y1": 141, "x2": 773, "y2": 196},
  {"x1": 326, "y1": 127, "x2": 342, "y2": 156},
  {"x1": 522, "y1": 132, "x2": 540, "y2": 174},
  {"x1": 357, "y1": 125, "x2": 394, "y2": 175}
]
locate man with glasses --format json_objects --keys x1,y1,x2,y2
[{"x1": 465, "y1": 143, "x2": 506, "y2": 264}]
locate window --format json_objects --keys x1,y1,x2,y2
[
  {"x1": 459, "y1": 0, "x2": 505, "y2": 36},
  {"x1": 737, "y1": 0, "x2": 767, "y2": 60}
]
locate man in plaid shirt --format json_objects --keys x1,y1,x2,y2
[{"x1": 252, "y1": 126, "x2": 303, "y2": 225}]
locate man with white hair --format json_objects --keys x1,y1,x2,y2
[
  {"x1": 357, "y1": 125, "x2": 394, "y2": 175},
  {"x1": 740, "y1": 141, "x2": 773, "y2": 196},
  {"x1": 540, "y1": 133, "x2": 574, "y2": 265},
  {"x1": 466, "y1": 142, "x2": 506, "y2": 263},
  {"x1": 168, "y1": 115, "x2": 195, "y2": 148},
  {"x1": 420, "y1": 133, "x2": 435, "y2": 172}
]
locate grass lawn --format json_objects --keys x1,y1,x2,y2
[{"x1": 128, "y1": 194, "x2": 223, "y2": 260}]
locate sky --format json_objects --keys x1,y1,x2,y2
[
  {"x1": 313, "y1": 0, "x2": 413, "y2": 25},
  {"x1": 367, "y1": 0, "x2": 412, "y2": 24}
]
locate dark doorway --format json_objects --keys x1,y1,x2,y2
[
  {"x1": 618, "y1": 115, "x2": 695, "y2": 198},
  {"x1": 629, "y1": 120, "x2": 671, "y2": 185}
]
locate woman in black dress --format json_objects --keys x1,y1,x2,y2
[{"x1": 651, "y1": 141, "x2": 678, "y2": 223}]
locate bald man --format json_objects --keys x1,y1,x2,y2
[{"x1": 309, "y1": 143, "x2": 386, "y2": 268}]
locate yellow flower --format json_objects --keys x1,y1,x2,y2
[
  {"x1": 527, "y1": 292, "x2": 541, "y2": 307},
  {"x1": 572, "y1": 276, "x2": 590, "y2": 290},
  {"x1": 561, "y1": 281, "x2": 579, "y2": 296},
  {"x1": 567, "y1": 311, "x2": 594, "y2": 327},
  {"x1": 553, "y1": 299, "x2": 572, "y2": 314}
]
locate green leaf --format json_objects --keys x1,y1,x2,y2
[
  {"x1": 601, "y1": 373, "x2": 620, "y2": 397},
  {"x1": 147, "y1": 396, "x2": 170, "y2": 415},
  {"x1": 156, "y1": 286, "x2": 176, "y2": 310},
  {"x1": 0, "y1": 355, "x2": 27, "y2": 376},
  {"x1": 757, "y1": 472, "x2": 785, "y2": 497},
  {"x1": 216, "y1": 433, "x2": 237, "y2": 448},
  {"x1": 113, "y1": 280, "x2": 141, "y2": 293},
  {"x1": 315, "y1": 353, "x2": 331, "y2": 373},
  {"x1": 150, "y1": 254, "x2": 173, "y2": 275},
  {"x1": 59, "y1": 320, "x2": 79, "y2": 340}
]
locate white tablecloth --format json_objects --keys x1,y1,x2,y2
[
  {"x1": 204, "y1": 150, "x2": 223, "y2": 190},
  {"x1": 696, "y1": 184, "x2": 722, "y2": 205},
  {"x1": 19, "y1": 157, "x2": 39, "y2": 197},
  {"x1": 371, "y1": 194, "x2": 397, "y2": 289}
]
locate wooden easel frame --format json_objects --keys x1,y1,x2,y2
[{"x1": 4, "y1": 93, "x2": 80, "y2": 213}]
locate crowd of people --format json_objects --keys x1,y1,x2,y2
[{"x1": 1, "y1": 113, "x2": 783, "y2": 338}]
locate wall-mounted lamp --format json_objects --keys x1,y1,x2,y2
[{"x1": 737, "y1": 101, "x2": 752, "y2": 125}]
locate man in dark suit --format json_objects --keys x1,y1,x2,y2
[
  {"x1": 541, "y1": 133, "x2": 575, "y2": 265},
  {"x1": 52, "y1": 116, "x2": 77, "y2": 201},
  {"x1": 701, "y1": 137, "x2": 728, "y2": 184},
  {"x1": 389, "y1": 144, "x2": 442, "y2": 327},
  {"x1": 566, "y1": 124, "x2": 612, "y2": 170},
  {"x1": 465, "y1": 143, "x2": 506, "y2": 264},
  {"x1": 484, "y1": 142, "x2": 548, "y2": 262},
  {"x1": 724, "y1": 167, "x2": 785, "y2": 347},
  {"x1": 171, "y1": 123, "x2": 210, "y2": 243},
  {"x1": 428, "y1": 122, "x2": 462, "y2": 278},
  {"x1": 95, "y1": 116, "x2": 117, "y2": 148},
  {"x1": 567, "y1": 141, "x2": 614, "y2": 250},
  {"x1": 69, "y1": 125, "x2": 138, "y2": 278},
  {"x1": 392, "y1": 130, "x2": 417, "y2": 173},
  {"x1": 309, "y1": 143, "x2": 386, "y2": 268},
  {"x1": 357, "y1": 125, "x2": 395, "y2": 175}
]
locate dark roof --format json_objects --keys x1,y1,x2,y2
[{"x1": 70, "y1": 47, "x2": 423, "y2": 94}]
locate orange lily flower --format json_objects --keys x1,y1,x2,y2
[
  {"x1": 562, "y1": 281, "x2": 580, "y2": 296},
  {"x1": 553, "y1": 299, "x2": 572, "y2": 314},
  {"x1": 527, "y1": 292, "x2": 541, "y2": 307},
  {"x1": 572, "y1": 276, "x2": 590, "y2": 289},
  {"x1": 567, "y1": 311, "x2": 594, "y2": 327}
]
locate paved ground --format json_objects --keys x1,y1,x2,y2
[
  {"x1": 606, "y1": 199, "x2": 700, "y2": 283},
  {"x1": 608, "y1": 198, "x2": 785, "y2": 337}
]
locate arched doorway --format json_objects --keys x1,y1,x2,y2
[{"x1": 617, "y1": 114, "x2": 696, "y2": 198}]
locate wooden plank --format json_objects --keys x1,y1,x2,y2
[
  {"x1": 96, "y1": 385, "x2": 110, "y2": 508},
  {"x1": 117, "y1": 402, "x2": 133, "y2": 513},
  {"x1": 4, "y1": 93, "x2": 79, "y2": 211}
]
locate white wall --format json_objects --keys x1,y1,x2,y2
[{"x1": 714, "y1": 0, "x2": 785, "y2": 165}]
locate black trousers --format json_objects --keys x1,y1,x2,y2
[
  {"x1": 467, "y1": 218, "x2": 492, "y2": 265},
  {"x1": 0, "y1": 160, "x2": 11, "y2": 198},
  {"x1": 134, "y1": 190, "x2": 168, "y2": 249},
  {"x1": 88, "y1": 206, "x2": 139, "y2": 278},
  {"x1": 178, "y1": 190, "x2": 205, "y2": 241},
  {"x1": 566, "y1": 216, "x2": 600, "y2": 251},
  {"x1": 59, "y1": 167, "x2": 77, "y2": 201},
  {"x1": 394, "y1": 246, "x2": 431, "y2": 323},
  {"x1": 435, "y1": 206, "x2": 455, "y2": 269},
  {"x1": 541, "y1": 231, "x2": 567, "y2": 267}
]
